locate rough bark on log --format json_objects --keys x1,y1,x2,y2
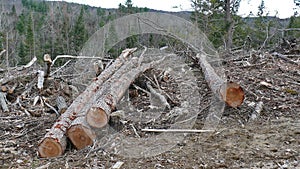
[
  {"x1": 86, "y1": 57, "x2": 165, "y2": 128},
  {"x1": 0, "y1": 92, "x2": 8, "y2": 112},
  {"x1": 37, "y1": 48, "x2": 136, "y2": 157},
  {"x1": 56, "y1": 96, "x2": 67, "y2": 114},
  {"x1": 66, "y1": 50, "x2": 139, "y2": 149},
  {"x1": 67, "y1": 56, "x2": 140, "y2": 149},
  {"x1": 197, "y1": 53, "x2": 244, "y2": 108}
]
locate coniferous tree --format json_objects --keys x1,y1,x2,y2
[
  {"x1": 25, "y1": 13, "x2": 34, "y2": 60},
  {"x1": 72, "y1": 7, "x2": 87, "y2": 54}
]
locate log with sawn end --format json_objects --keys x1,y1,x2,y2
[
  {"x1": 85, "y1": 56, "x2": 166, "y2": 129},
  {"x1": 67, "y1": 56, "x2": 141, "y2": 149},
  {"x1": 197, "y1": 53, "x2": 244, "y2": 108},
  {"x1": 37, "y1": 48, "x2": 136, "y2": 158}
]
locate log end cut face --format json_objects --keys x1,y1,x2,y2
[
  {"x1": 38, "y1": 138, "x2": 63, "y2": 158},
  {"x1": 86, "y1": 107, "x2": 109, "y2": 128},
  {"x1": 67, "y1": 125, "x2": 96, "y2": 149},
  {"x1": 222, "y1": 82, "x2": 245, "y2": 108}
]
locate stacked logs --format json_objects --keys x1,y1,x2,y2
[
  {"x1": 38, "y1": 50, "x2": 244, "y2": 158},
  {"x1": 37, "y1": 48, "x2": 165, "y2": 157}
]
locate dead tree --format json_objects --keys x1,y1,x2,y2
[
  {"x1": 197, "y1": 53, "x2": 244, "y2": 108},
  {"x1": 37, "y1": 48, "x2": 136, "y2": 158}
]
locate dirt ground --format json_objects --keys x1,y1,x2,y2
[{"x1": 0, "y1": 50, "x2": 299, "y2": 169}]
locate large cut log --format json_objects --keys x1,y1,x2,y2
[
  {"x1": 37, "y1": 48, "x2": 136, "y2": 158},
  {"x1": 67, "y1": 55, "x2": 140, "y2": 149},
  {"x1": 197, "y1": 54, "x2": 244, "y2": 108},
  {"x1": 86, "y1": 57, "x2": 166, "y2": 128}
]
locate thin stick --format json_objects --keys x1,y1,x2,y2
[
  {"x1": 141, "y1": 128, "x2": 214, "y2": 133},
  {"x1": 51, "y1": 55, "x2": 109, "y2": 66}
]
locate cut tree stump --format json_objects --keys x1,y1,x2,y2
[
  {"x1": 197, "y1": 53, "x2": 244, "y2": 108},
  {"x1": 37, "y1": 48, "x2": 136, "y2": 158},
  {"x1": 86, "y1": 56, "x2": 166, "y2": 128}
]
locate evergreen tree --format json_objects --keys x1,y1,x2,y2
[
  {"x1": 72, "y1": 7, "x2": 87, "y2": 54},
  {"x1": 17, "y1": 13, "x2": 26, "y2": 34},
  {"x1": 18, "y1": 42, "x2": 27, "y2": 64},
  {"x1": 25, "y1": 13, "x2": 34, "y2": 59}
]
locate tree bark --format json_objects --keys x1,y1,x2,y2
[
  {"x1": 56, "y1": 96, "x2": 67, "y2": 114},
  {"x1": 0, "y1": 92, "x2": 8, "y2": 112},
  {"x1": 86, "y1": 57, "x2": 165, "y2": 128},
  {"x1": 37, "y1": 48, "x2": 136, "y2": 157},
  {"x1": 197, "y1": 53, "x2": 244, "y2": 108}
]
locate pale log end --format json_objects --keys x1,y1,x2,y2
[
  {"x1": 222, "y1": 82, "x2": 245, "y2": 108},
  {"x1": 86, "y1": 107, "x2": 109, "y2": 128},
  {"x1": 67, "y1": 125, "x2": 96, "y2": 149}
]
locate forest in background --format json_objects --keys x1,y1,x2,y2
[{"x1": 0, "y1": 0, "x2": 300, "y2": 66}]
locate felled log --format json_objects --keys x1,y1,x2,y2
[
  {"x1": 197, "y1": 54, "x2": 244, "y2": 108},
  {"x1": 86, "y1": 56, "x2": 165, "y2": 128},
  {"x1": 37, "y1": 48, "x2": 136, "y2": 158},
  {"x1": 67, "y1": 56, "x2": 140, "y2": 149}
]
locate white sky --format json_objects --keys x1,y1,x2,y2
[{"x1": 50, "y1": 0, "x2": 299, "y2": 19}]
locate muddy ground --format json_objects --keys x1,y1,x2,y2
[{"x1": 0, "y1": 50, "x2": 299, "y2": 169}]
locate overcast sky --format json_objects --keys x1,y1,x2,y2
[{"x1": 49, "y1": 0, "x2": 299, "y2": 19}]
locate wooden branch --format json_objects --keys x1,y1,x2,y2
[
  {"x1": 86, "y1": 56, "x2": 165, "y2": 128},
  {"x1": 146, "y1": 82, "x2": 170, "y2": 110},
  {"x1": 37, "y1": 71, "x2": 45, "y2": 90},
  {"x1": 141, "y1": 128, "x2": 214, "y2": 133},
  {"x1": 24, "y1": 56, "x2": 37, "y2": 68},
  {"x1": 272, "y1": 52, "x2": 299, "y2": 65},
  {"x1": 197, "y1": 54, "x2": 244, "y2": 108},
  {"x1": 0, "y1": 92, "x2": 8, "y2": 112},
  {"x1": 0, "y1": 50, "x2": 6, "y2": 57},
  {"x1": 38, "y1": 48, "x2": 136, "y2": 158},
  {"x1": 51, "y1": 55, "x2": 110, "y2": 66}
]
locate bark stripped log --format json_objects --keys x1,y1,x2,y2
[
  {"x1": 86, "y1": 57, "x2": 165, "y2": 128},
  {"x1": 37, "y1": 48, "x2": 136, "y2": 158},
  {"x1": 197, "y1": 54, "x2": 244, "y2": 108}
]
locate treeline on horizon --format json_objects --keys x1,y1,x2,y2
[{"x1": 0, "y1": 0, "x2": 299, "y2": 66}]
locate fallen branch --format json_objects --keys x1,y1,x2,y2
[
  {"x1": 141, "y1": 128, "x2": 214, "y2": 133},
  {"x1": 0, "y1": 92, "x2": 9, "y2": 112},
  {"x1": 197, "y1": 53, "x2": 244, "y2": 108},
  {"x1": 272, "y1": 52, "x2": 299, "y2": 65},
  {"x1": 51, "y1": 55, "x2": 109, "y2": 66},
  {"x1": 0, "y1": 50, "x2": 6, "y2": 57},
  {"x1": 37, "y1": 48, "x2": 136, "y2": 157}
]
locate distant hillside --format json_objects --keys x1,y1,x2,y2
[{"x1": 0, "y1": 0, "x2": 295, "y2": 67}]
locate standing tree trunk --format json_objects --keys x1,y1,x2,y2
[
  {"x1": 37, "y1": 48, "x2": 136, "y2": 157},
  {"x1": 197, "y1": 53, "x2": 244, "y2": 108}
]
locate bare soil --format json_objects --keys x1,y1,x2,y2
[{"x1": 0, "y1": 51, "x2": 299, "y2": 169}]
